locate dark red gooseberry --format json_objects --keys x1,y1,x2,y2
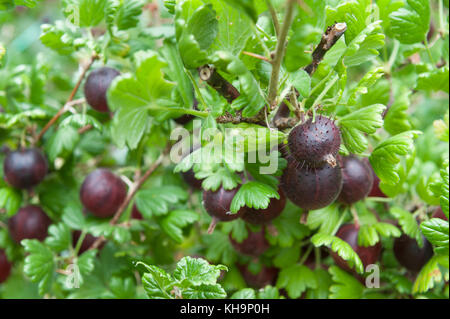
[
  {"x1": 337, "y1": 155, "x2": 373, "y2": 205},
  {"x1": 3, "y1": 148, "x2": 48, "y2": 189},
  {"x1": 0, "y1": 144, "x2": 10, "y2": 155},
  {"x1": 181, "y1": 169, "x2": 203, "y2": 190},
  {"x1": 0, "y1": 249, "x2": 12, "y2": 283},
  {"x1": 179, "y1": 145, "x2": 203, "y2": 190},
  {"x1": 432, "y1": 207, "x2": 448, "y2": 221},
  {"x1": 393, "y1": 234, "x2": 433, "y2": 272},
  {"x1": 84, "y1": 67, "x2": 120, "y2": 113},
  {"x1": 287, "y1": 115, "x2": 341, "y2": 168},
  {"x1": 229, "y1": 227, "x2": 270, "y2": 257},
  {"x1": 281, "y1": 159, "x2": 343, "y2": 210},
  {"x1": 242, "y1": 189, "x2": 286, "y2": 225},
  {"x1": 368, "y1": 167, "x2": 387, "y2": 198},
  {"x1": 8, "y1": 205, "x2": 52, "y2": 243},
  {"x1": 330, "y1": 224, "x2": 382, "y2": 273},
  {"x1": 237, "y1": 263, "x2": 279, "y2": 289},
  {"x1": 203, "y1": 186, "x2": 246, "y2": 233},
  {"x1": 131, "y1": 204, "x2": 143, "y2": 220},
  {"x1": 80, "y1": 169, "x2": 127, "y2": 218},
  {"x1": 72, "y1": 230, "x2": 104, "y2": 255}
]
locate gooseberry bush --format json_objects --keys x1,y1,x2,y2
[{"x1": 0, "y1": 0, "x2": 448, "y2": 300}]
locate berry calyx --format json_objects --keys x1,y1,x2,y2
[
  {"x1": 8, "y1": 205, "x2": 52, "y2": 243},
  {"x1": 80, "y1": 169, "x2": 127, "y2": 218},
  {"x1": 330, "y1": 223, "x2": 382, "y2": 273},
  {"x1": 337, "y1": 155, "x2": 374, "y2": 205},
  {"x1": 0, "y1": 249, "x2": 12, "y2": 283},
  {"x1": 83, "y1": 67, "x2": 120, "y2": 113},
  {"x1": 3, "y1": 147, "x2": 48, "y2": 189},
  {"x1": 241, "y1": 189, "x2": 286, "y2": 225},
  {"x1": 203, "y1": 186, "x2": 246, "y2": 234},
  {"x1": 287, "y1": 115, "x2": 341, "y2": 168},
  {"x1": 72, "y1": 230, "x2": 104, "y2": 255},
  {"x1": 393, "y1": 234, "x2": 433, "y2": 272},
  {"x1": 229, "y1": 227, "x2": 270, "y2": 257},
  {"x1": 281, "y1": 159, "x2": 343, "y2": 210}
]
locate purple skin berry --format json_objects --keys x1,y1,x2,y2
[
  {"x1": 0, "y1": 249, "x2": 12, "y2": 283},
  {"x1": 3, "y1": 148, "x2": 48, "y2": 189},
  {"x1": 202, "y1": 186, "x2": 246, "y2": 233},
  {"x1": 281, "y1": 159, "x2": 343, "y2": 210},
  {"x1": 432, "y1": 207, "x2": 447, "y2": 221},
  {"x1": 229, "y1": 227, "x2": 270, "y2": 257},
  {"x1": 84, "y1": 67, "x2": 120, "y2": 113},
  {"x1": 131, "y1": 204, "x2": 143, "y2": 220},
  {"x1": 8, "y1": 205, "x2": 52, "y2": 243},
  {"x1": 72, "y1": 230, "x2": 104, "y2": 255},
  {"x1": 237, "y1": 264, "x2": 279, "y2": 289},
  {"x1": 80, "y1": 169, "x2": 127, "y2": 218},
  {"x1": 287, "y1": 115, "x2": 341, "y2": 168},
  {"x1": 242, "y1": 189, "x2": 286, "y2": 225},
  {"x1": 337, "y1": 155, "x2": 374, "y2": 205},
  {"x1": 368, "y1": 165, "x2": 387, "y2": 198},
  {"x1": 181, "y1": 169, "x2": 203, "y2": 190},
  {"x1": 393, "y1": 234, "x2": 433, "y2": 272},
  {"x1": 330, "y1": 224, "x2": 382, "y2": 273}
]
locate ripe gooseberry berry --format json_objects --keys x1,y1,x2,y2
[
  {"x1": 337, "y1": 155, "x2": 374, "y2": 205},
  {"x1": 8, "y1": 205, "x2": 52, "y2": 243},
  {"x1": 80, "y1": 169, "x2": 127, "y2": 218},
  {"x1": 84, "y1": 67, "x2": 120, "y2": 113},
  {"x1": 3, "y1": 148, "x2": 48, "y2": 189},
  {"x1": 287, "y1": 115, "x2": 341, "y2": 168}
]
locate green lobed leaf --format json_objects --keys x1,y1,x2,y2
[
  {"x1": 338, "y1": 104, "x2": 386, "y2": 154},
  {"x1": 135, "y1": 186, "x2": 188, "y2": 218},
  {"x1": 230, "y1": 181, "x2": 279, "y2": 213},
  {"x1": 416, "y1": 67, "x2": 450, "y2": 94},
  {"x1": 139, "y1": 263, "x2": 175, "y2": 299},
  {"x1": 384, "y1": 88, "x2": 412, "y2": 135},
  {"x1": 421, "y1": 218, "x2": 449, "y2": 256},
  {"x1": 45, "y1": 125, "x2": 80, "y2": 162},
  {"x1": 369, "y1": 130, "x2": 421, "y2": 185},
  {"x1": 328, "y1": 266, "x2": 364, "y2": 299},
  {"x1": 389, "y1": 0, "x2": 430, "y2": 44},
  {"x1": 22, "y1": 239, "x2": 55, "y2": 296},
  {"x1": 390, "y1": 206, "x2": 423, "y2": 245},
  {"x1": 160, "y1": 209, "x2": 199, "y2": 244},
  {"x1": 276, "y1": 264, "x2": 317, "y2": 299},
  {"x1": 0, "y1": 187, "x2": 22, "y2": 216},
  {"x1": 107, "y1": 51, "x2": 174, "y2": 149},
  {"x1": 45, "y1": 223, "x2": 71, "y2": 252},
  {"x1": 413, "y1": 255, "x2": 449, "y2": 293},
  {"x1": 173, "y1": 256, "x2": 227, "y2": 286},
  {"x1": 311, "y1": 233, "x2": 364, "y2": 274}
]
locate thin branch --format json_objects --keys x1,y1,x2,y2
[
  {"x1": 272, "y1": 22, "x2": 347, "y2": 128},
  {"x1": 242, "y1": 51, "x2": 270, "y2": 62},
  {"x1": 78, "y1": 124, "x2": 93, "y2": 134},
  {"x1": 198, "y1": 65, "x2": 240, "y2": 103},
  {"x1": 88, "y1": 145, "x2": 170, "y2": 250},
  {"x1": 34, "y1": 54, "x2": 98, "y2": 144},
  {"x1": 305, "y1": 22, "x2": 347, "y2": 75},
  {"x1": 267, "y1": 0, "x2": 296, "y2": 109},
  {"x1": 265, "y1": 0, "x2": 280, "y2": 36},
  {"x1": 216, "y1": 111, "x2": 266, "y2": 126}
]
